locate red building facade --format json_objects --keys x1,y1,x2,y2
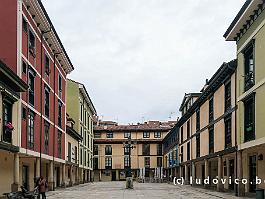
[{"x1": 0, "y1": 0, "x2": 74, "y2": 191}]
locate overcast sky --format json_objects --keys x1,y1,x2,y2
[{"x1": 42, "y1": 0, "x2": 244, "y2": 124}]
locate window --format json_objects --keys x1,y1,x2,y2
[
  {"x1": 22, "y1": 60, "x2": 27, "y2": 74},
  {"x1": 124, "y1": 156, "x2": 130, "y2": 168},
  {"x1": 209, "y1": 127, "x2": 214, "y2": 154},
  {"x1": 105, "y1": 157, "x2": 112, "y2": 169},
  {"x1": 58, "y1": 131, "x2": 62, "y2": 158},
  {"x1": 58, "y1": 101, "x2": 62, "y2": 128},
  {"x1": 94, "y1": 145, "x2": 98, "y2": 155},
  {"x1": 157, "y1": 144, "x2": 162, "y2": 156},
  {"x1": 157, "y1": 157, "x2": 162, "y2": 167},
  {"x1": 88, "y1": 134, "x2": 90, "y2": 148},
  {"x1": 144, "y1": 157, "x2": 150, "y2": 167},
  {"x1": 80, "y1": 103, "x2": 83, "y2": 122},
  {"x1": 225, "y1": 81, "x2": 231, "y2": 112},
  {"x1": 244, "y1": 42, "x2": 255, "y2": 91},
  {"x1": 187, "y1": 120, "x2": 190, "y2": 138},
  {"x1": 22, "y1": 17, "x2": 28, "y2": 32},
  {"x1": 28, "y1": 71, "x2": 35, "y2": 106},
  {"x1": 225, "y1": 117, "x2": 232, "y2": 148},
  {"x1": 94, "y1": 132, "x2": 101, "y2": 138},
  {"x1": 28, "y1": 111, "x2": 35, "y2": 149},
  {"x1": 84, "y1": 151, "x2": 87, "y2": 166},
  {"x1": 209, "y1": 97, "x2": 214, "y2": 123},
  {"x1": 44, "y1": 122, "x2": 49, "y2": 154},
  {"x1": 180, "y1": 146, "x2": 183, "y2": 162},
  {"x1": 75, "y1": 146, "x2": 78, "y2": 163},
  {"x1": 105, "y1": 145, "x2": 112, "y2": 155},
  {"x1": 124, "y1": 132, "x2": 131, "y2": 138},
  {"x1": 29, "y1": 29, "x2": 35, "y2": 53},
  {"x1": 180, "y1": 126, "x2": 183, "y2": 143},
  {"x1": 44, "y1": 54, "x2": 50, "y2": 76},
  {"x1": 244, "y1": 95, "x2": 255, "y2": 142},
  {"x1": 22, "y1": 107, "x2": 27, "y2": 120},
  {"x1": 44, "y1": 86, "x2": 50, "y2": 118},
  {"x1": 124, "y1": 147, "x2": 130, "y2": 155},
  {"x1": 68, "y1": 142, "x2": 71, "y2": 162},
  {"x1": 142, "y1": 144, "x2": 150, "y2": 155},
  {"x1": 106, "y1": 132, "x2": 113, "y2": 138},
  {"x1": 3, "y1": 100, "x2": 13, "y2": 143},
  {"x1": 196, "y1": 134, "x2": 200, "y2": 158},
  {"x1": 154, "y1": 132, "x2": 161, "y2": 138},
  {"x1": 58, "y1": 74, "x2": 62, "y2": 99},
  {"x1": 80, "y1": 149, "x2": 83, "y2": 165},
  {"x1": 143, "y1": 132, "x2": 150, "y2": 138},
  {"x1": 187, "y1": 142, "x2": 190, "y2": 161},
  {"x1": 196, "y1": 108, "x2": 200, "y2": 131}
]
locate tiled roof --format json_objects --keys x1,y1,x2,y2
[{"x1": 94, "y1": 121, "x2": 176, "y2": 132}]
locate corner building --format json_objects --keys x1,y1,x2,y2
[
  {"x1": 177, "y1": 60, "x2": 237, "y2": 192},
  {"x1": 224, "y1": 0, "x2": 265, "y2": 195},
  {"x1": 0, "y1": 0, "x2": 74, "y2": 194},
  {"x1": 66, "y1": 79, "x2": 97, "y2": 184}
]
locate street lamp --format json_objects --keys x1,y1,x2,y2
[{"x1": 123, "y1": 135, "x2": 136, "y2": 189}]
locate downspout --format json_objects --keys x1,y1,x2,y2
[
  {"x1": 39, "y1": 32, "x2": 43, "y2": 178},
  {"x1": 235, "y1": 68, "x2": 238, "y2": 196},
  {"x1": 53, "y1": 53, "x2": 57, "y2": 191}
]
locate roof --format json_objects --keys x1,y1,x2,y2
[
  {"x1": 94, "y1": 121, "x2": 176, "y2": 132},
  {"x1": 67, "y1": 79, "x2": 97, "y2": 115},
  {"x1": 175, "y1": 59, "x2": 237, "y2": 127},
  {"x1": 224, "y1": 0, "x2": 264, "y2": 41},
  {"x1": 179, "y1": 93, "x2": 201, "y2": 112},
  {"x1": 24, "y1": 0, "x2": 74, "y2": 74}
]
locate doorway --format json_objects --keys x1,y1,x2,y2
[
  {"x1": 22, "y1": 165, "x2": 29, "y2": 190},
  {"x1": 201, "y1": 165, "x2": 205, "y2": 185},
  {"x1": 56, "y1": 167, "x2": 60, "y2": 187},
  {"x1": 229, "y1": 159, "x2": 235, "y2": 190},
  {"x1": 249, "y1": 155, "x2": 256, "y2": 192},
  {"x1": 112, "y1": 171, "x2": 116, "y2": 181}
]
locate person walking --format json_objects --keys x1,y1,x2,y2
[{"x1": 38, "y1": 176, "x2": 47, "y2": 199}]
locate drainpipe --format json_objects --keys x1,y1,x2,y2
[{"x1": 232, "y1": 65, "x2": 238, "y2": 195}]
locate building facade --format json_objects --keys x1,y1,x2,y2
[
  {"x1": 93, "y1": 121, "x2": 175, "y2": 182},
  {"x1": 0, "y1": 0, "x2": 74, "y2": 195},
  {"x1": 224, "y1": 0, "x2": 265, "y2": 195},
  {"x1": 163, "y1": 125, "x2": 179, "y2": 181},
  {"x1": 176, "y1": 60, "x2": 237, "y2": 192},
  {"x1": 0, "y1": 60, "x2": 28, "y2": 195},
  {"x1": 66, "y1": 79, "x2": 97, "y2": 184}
]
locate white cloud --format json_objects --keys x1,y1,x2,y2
[{"x1": 42, "y1": 0, "x2": 244, "y2": 124}]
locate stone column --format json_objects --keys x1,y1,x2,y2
[
  {"x1": 217, "y1": 156, "x2": 224, "y2": 192},
  {"x1": 116, "y1": 170, "x2": 119, "y2": 181},
  {"x1": 179, "y1": 166, "x2": 180, "y2": 178},
  {"x1": 11, "y1": 153, "x2": 19, "y2": 192},
  {"x1": 36, "y1": 158, "x2": 40, "y2": 178},
  {"x1": 204, "y1": 159, "x2": 209, "y2": 188},
  {"x1": 191, "y1": 162, "x2": 196, "y2": 186},
  {"x1": 62, "y1": 164, "x2": 66, "y2": 187},
  {"x1": 99, "y1": 170, "x2": 102, "y2": 181},
  {"x1": 237, "y1": 151, "x2": 244, "y2": 196},
  {"x1": 226, "y1": 157, "x2": 230, "y2": 190},
  {"x1": 76, "y1": 167, "x2": 79, "y2": 184},
  {"x1": 69, "y1": 165, "x2": 73, "y2": 186},
  {"x1": 48, "y1": 161, "x2": 54, "y2": 190},
  {"x1": 184, "y1": 164, "x2": 189, "y2": 184}
]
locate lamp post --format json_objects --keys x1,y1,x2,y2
[{"x1": 123, "y1": 135, "x2": 135, "y2": 189}]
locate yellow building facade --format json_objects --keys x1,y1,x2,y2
[
  {"x1": 93, "y1": 121, "x2": 175, "y2": 182},
  {"x1": 224, "y1": 0, "x2": 265, "y2": 195},
  {"x1": 177, "y1": 60, "x2": 237, "y2": 192}
]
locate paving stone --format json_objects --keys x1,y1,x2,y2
[{"x1": 46, "y1": 181, "x2": 254, "y2": 199}]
